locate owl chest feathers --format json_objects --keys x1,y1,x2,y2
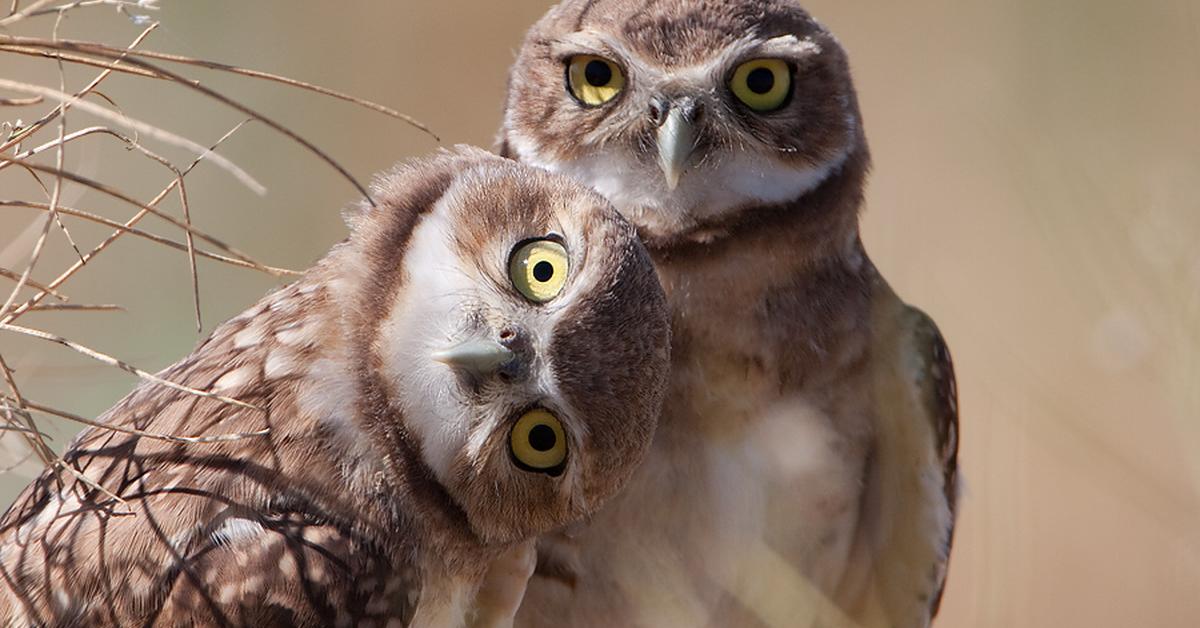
[{"x1": 617, "y1": 244, "x2": 879, "y2": 593}]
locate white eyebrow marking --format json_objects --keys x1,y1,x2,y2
[{"x1": 551, "y1": 32, "x2": 823, "y2": 83}]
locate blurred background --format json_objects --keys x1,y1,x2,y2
[{"x1": 2, "y1": 1, "x2": 1198, "y2": 626}]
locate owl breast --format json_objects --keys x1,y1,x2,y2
[{"x1": 517, "y1": 269, "x2": 876, "y2": 627}]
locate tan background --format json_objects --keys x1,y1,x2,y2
[{"x1": 2, "y1": 1, "x2": 1198, "y2": 626}]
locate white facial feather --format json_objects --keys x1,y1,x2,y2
[
  {"x1": 513, "y1": 136, "x2": 849, "y2": 235},
  {"x1": 378, "y1": 200, "x2": 476, "y2": 485}
]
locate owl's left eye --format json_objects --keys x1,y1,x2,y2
[
  {"x1": 730, "y1": 58, "x2": 791, "y2": 112},
  {"x1": 510, "y1": 409, "x2": 567, "y2": 474},
  {"x1": 567, "y1": 55, "x2": 625, "y2": 106},
  {"x1": 508, "y1": 238, "x2": 569, "y2": 303}
]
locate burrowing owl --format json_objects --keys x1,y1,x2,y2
[
  {"x1": 500, "y1": 2, "x2": 958, "y2": 627},
  {"x1": 0, "y1": 147, "x2": 671, "y2": 627}
]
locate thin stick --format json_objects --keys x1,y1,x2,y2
[
  {"x1": 26, "y1": 0, "x2": 153, "y2": 19},
  {"x1": 0, "y1": 266, "x2": 68, "y2": 300},
  {"x1": 0, "y1": 36, "x2": 376, "y2": 204},
  {"x1": 0, "y1": 352, "x2": 55, "y2": 466},
  {"x1": 0, "y1": 159, "x2": 274, "y2": 276},
  {"x1": 177, "y1": 179, "x2": 201, "y2": 331},
  {"x1": 0, "y1": 125, "x2": 131, "y2": 169},
  {"x1": 51, "y1": 122, "x2": 207, "y2": 330},
  {"x1": 26, "y1": 303, "x2": 121, "y2": 312},
  {"x1": 0, "y1": 0, "x2": 53, "y2": 26},
  {"x1": 0, "y1": 79, "x2": 266, "y2": 195},
  {"x1": 0, "y1": 45, "x2": 160, "y2": 79},
  {"x1": 0, "y1": 406, "x2": 51, "y2": 439},
  {"x1": 0, "y1": 24, "x2": 158, "y2": 154},
  {"x1": 0, "y1": 13, "x2": 74, "y2": 320},
  {"x1": 0, "y1": 95, "x2": 44, "y2": 106},
  {"x1": 10, "y1": 397, "x2": 271, "y2": 445},
  {"x1": 0, "y1": 37, "x2": 437, "y2": 141},
  {"x1": 0, "y1": 323, "x2": 261, "y2": 411},
  {"x1": 49, "y1": 10, "x2": 87, "y2": 263},
  {"x1": 2, "y1": 121, "x2": 275, "y2": 323},
  {"x1": 0, "y1": 200, "x2": 300, "y2": 276}
]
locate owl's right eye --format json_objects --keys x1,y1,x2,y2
[{"x1": 567, "y1": 55, "x2": 625, "y2": 106}]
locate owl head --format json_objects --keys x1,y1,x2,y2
[
  {"x1": 337, "y1": 147, "x2": 669, "y2": 545},
  {"x1": 501, "y1": 0, "x2": 866, "y2": 244}
]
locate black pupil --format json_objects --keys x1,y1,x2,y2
[
  {"x1": 528, "y1": 424, "x2": 557, "y2": 452},
  {"x1": 532, "y1": 260, "x2": 555, "y2": 283},
  {"x1": 584, "y1": 60, "x2": 612, "y2": 87},
  {"x1": 746, "y1": 67, "x2": 775, "y2": 95}
]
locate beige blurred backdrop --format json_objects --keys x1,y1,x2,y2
[{"x1": 2, "y1": 1, "x2": 1199, "y2": 626}]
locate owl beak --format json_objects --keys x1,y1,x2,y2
[
  {"x1": 656, "y1": 104, "x2": 698, "y2": 191},
  {"x1": 432, "y1": 339, "x2": 515, "y2": 377}
]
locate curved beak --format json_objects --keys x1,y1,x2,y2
[
  {"x1": 432, "y1": 339, "x2": 514, "y2": 377},
  {"x1": 656, "y1": 102, "x2": 699, "y2": 191}
]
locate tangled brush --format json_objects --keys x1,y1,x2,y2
[{"x1": 0, "y1": 0, "x2": 434, "y2": 508}]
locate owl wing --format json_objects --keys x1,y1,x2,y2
[
  {"x1": 864, "y1": 298, "x2": 959, "y2": 628},
  {"x1": 150, "y1": 510, "x2": 417, "y2": 627},
  {"x1": 0, "y1": 473, "x2": 417, "y2": 627}
]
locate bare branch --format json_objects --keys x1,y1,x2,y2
[
  {"x1": 26, "y1": 303, "x2": 121, "y2": 312},
  {"x1": 0, "y1": 44, "x2": 161, "y2": 79},
  {"x1": 7, "y1": 397, "x2": 271, "y2": 445},
  {"x1": 0, "y1": 200, "x2": 301, "y2": 277},
  {"x1": 0, "y1": 0, "x2": 54, "y2": 26},
  {"x1": 0, "y1": 95, "x2": 44, "y2": 106},
  {"x1": 0, "y1": 159, "x2": 277, "y2": 282},
  {"x1": 0, "y1": 352, "x2": 55, "y2": 466},
  {"x1": 0, "y1": 79, "x2": 266, "y2": 195},
  {"x1": 0, "y1": 35, "x2": 378, "y2": 204},
  {"x1": 0, "y1": 323, "x2": 261, "y2": 411},
  {"x1": 0, "y1": 266, "x2": 67, "y2": 300},
  {"x1": 2, "y1": 120, "x2": 277, "y2": 323},
  {"x1": 0, "y1": 125, "x2": 128, "y2": 169},
  {"x1": 0, "y1": 24, "x2": 158, "y2": 153},
  {"x1": 0, "y1": 37, "x2": 437, "y2": 141}
]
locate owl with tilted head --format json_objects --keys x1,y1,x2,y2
[
  {"x1": 500, "y1": 2, "x2": 959, "y2": 627},
  {"x1": 0, "y1": 147, "x2": 670, "y2": 627}
]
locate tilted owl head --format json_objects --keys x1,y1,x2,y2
[
  {"x1": 501, "y1": 0, "x2": 865, "y2": 243},
  {"x1": 338, "y1": 147, "x2": 670, "y2": 545}
]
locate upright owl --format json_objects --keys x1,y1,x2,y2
[
  {"x1": 0, "y1": 147, "x2": 671, "y2": 627},
  {"x1": 500, "y1": 2, "x2": 959, "y2": 627}
]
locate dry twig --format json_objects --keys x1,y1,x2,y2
[{"x1": 0, "y1": 2, "x2": 423, "y2": 506}]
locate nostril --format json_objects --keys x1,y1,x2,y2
[
  {"x1": 648, "y1": 100, "x2": 666, "y2": 126},
  {"x1": 499, "y1": 328, "x2": 515, "y2": 341}
]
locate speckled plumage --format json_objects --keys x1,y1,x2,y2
[
  {"x1": 500, "y1": 2, "x2": 959, "y2": 627},
  {"x1": 0, "y1": 148, "x2": 671, "y2": 627}
]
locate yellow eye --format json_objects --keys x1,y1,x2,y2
[
  {"x1": 730, "y1": 58, "x2": 791, "y2": 112},
  {"x1": 508, "y1": 239, "x2": 568, "y2": 303},
  {"x1": 510, "y1": 409, "x2": 567, "y2": 472},
  {"x1": 567, "y1": 55, "x2": 625, "y2": 106}
]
